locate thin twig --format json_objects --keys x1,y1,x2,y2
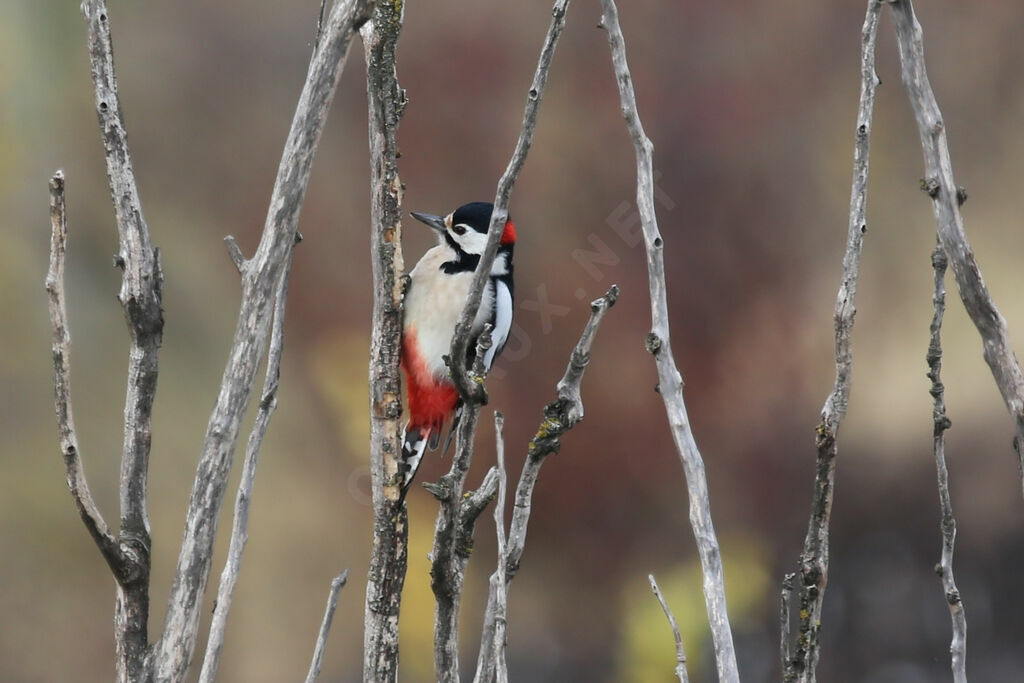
[
  {"x1": 80, "y1": 2, "x2": 164, "y2": 678},
  {"x1": 198, "y1": 236, "x2": 298, "y2": 683},
  {"x1": 305, "y1": 570, "x2": 350, "y2": 683},
  {"x1": 788, "y1": 3, "x2": 882, "y2": 681},
  {"x1": 448, "y1": 0, "x2": 571, "y2": 405},
  {"x1": 359, "y1": 1, "x2": 408, "y2": 678},
  {"x1": 152, "y1": 2, "x2": 373, "y2": 679},
  {"x1": 47, "y1": 171, "x2": 126, "y2": 578},
  {"x1": 492, "y1": 413, "x2": 509, "y2": 683},
  {"x1": 927, "y1": 243, "x2": 967, "y2": 683},
  {"x1": 888, "y1": 0, "x2": 1024, "y2": 490},
  {"x1": 780, "y1": 572, "x2": 795, "y2": 677},
  {"x1": 598, "y1": 1, "x2": 739, "y2": 679},
  {"x1": 648, "y1": 574, "x2": 689, "y2": 683},
  {"x1": 473, "y1": 287, "x2": 617, "y2": 683}
]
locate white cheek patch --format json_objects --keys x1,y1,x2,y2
[{"x1": 453, "y1": 226, "x2": 490, "y2": 255}]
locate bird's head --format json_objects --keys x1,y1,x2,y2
[{"x1": 411, "y1": 201, "x2": 516, "y2": 257}]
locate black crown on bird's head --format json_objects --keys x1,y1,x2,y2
[{"x1": 410, "y1": 202, "x2": 516, "y2": 257}]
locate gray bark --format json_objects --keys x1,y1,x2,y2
[
  {"x1": 447, "y1": 0, "x2": 571, "y2": 404},
  {"x1": 78, "y1": 2, "x2": 166, "y2": 678},
  {"x1": 787, "y1": 2, "x2": 881, "y2": 681},
  {"x1": 151, "y1": 1, "x2": 372, "y2": 679},
  {"x1": 598, "y1": 1, "x2": 739, "y2": 679},
  {"x1": 926, "y1": 244, "x2": 967, "y2": 683},
  {"x1": 359, "y1": 1, "x2": 409, "y2": 680},
  {"x1": 888, "y1": 0, "x2": 1024, "y2": 488},
  {"x1": 473, "y1": 287, "x2": 618, "y2": 683}
]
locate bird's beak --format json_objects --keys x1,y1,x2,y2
[{"x1": 410, "y1": 211, "x2": 446, "y2": 233}]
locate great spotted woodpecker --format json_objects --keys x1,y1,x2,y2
[{"x1": 399, "y1": 202, "x2": 516, "y2": 495}]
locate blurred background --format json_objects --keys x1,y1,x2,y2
[{"x1": 4, "y1": 1, "x2": 1024, "y2": 681}]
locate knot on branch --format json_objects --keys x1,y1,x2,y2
[
  {"x1": 423, "y1": 477, "x2": 452, "y2": 501},
  {"x1": 645, "y1": 332, "x2": 662, "y2": 355},
  {"x1": 931, "y1": 246, "x2": 948, "y2": 271},
  {"x1": 919, "y1": 176, "x2": 941, "y2": 198},
  {"x1": 956, "y1": 187, "x2": 968, "y2": 207}
]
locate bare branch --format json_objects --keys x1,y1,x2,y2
[
  {"x1": 474, "y1": 287, "x2": 617, "y2": 683},
  {"x1": 888, "y1": 0, "x2": 1024, "y2": 485},
  {"x1": 779, "y1": 572, "x2": 795, "y2": 677},
  {"x1": 47, "y1": 170, "x2": 126, "y2": 578},
  {"x1": 448, "y1": 0, "x2": 571, "y2": 404},
  {"x1": 223, "y1": 235, "x2": 246, "y2": 274},
  {"x1": 306, "y1": 570, "x2": 350, "y2": 683},
  {"x1": 491, "y1": 413, "x2": 509, "y2": 683},
  {"x1": 152, "y1": 1, "x2": 373, "y2": 679},
  {"x1": 431, "y1": 330, "x2": 498, "y2": 683},
  {"x1": 926, "y1": 243, "x2": 967, "y2": 683},
  {"x1": 198, "y1": 239, "x2": 297, "y2": 683},
  {"x1": 786, "y1": 3, "x2": 882, "y2": 681},
  {"x1": 360, "y1": 1, "x2": 408, "y2": 679},
  {"x1": 598, "y1": 1, "x2": 739, "y2": 678},
  {"x1": 648, "y1": 574, "x2": 689, "y2": 683},
  {"x1": 80, "y1": 1, "x2": 165, "y2": 677}
]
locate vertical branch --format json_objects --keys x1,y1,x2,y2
[
  {"x1": 927, "y1": 244, "x2": 967, "y2": 683},
  {"x1": 198, "y1": 235, "x2": 298, "y2": 683},
  {"x1": 447, "y1": 0, "x2": 571, "y2": 403},
  {"x1": 305, "y1": 570, "x2": 350, "y2": 683},
  {"x1": 491, "y1": 413, "x2": 509, "y2": 683},
  {"x1": 779, "y1": 572, "x2": 795, "y2": 677},
  {"x1": 598, "y1": 1, "x2": 739, "y2": 679},
  {"x1": 152, "y1": 1, "x2": 373, "y2": 679},
  {"x1": 429, "y1": 331, "x2": 500, "y2": 683},
  {"x1": 360, "y1": 1, "x2": 408, "y2": 681},
  {"x1": 648, "y1": 574, "x2": 689, "y2": 683},
  {"x1": 473, "y1": 287, "x2": 617, "y2": 683},
  {"x1": 888, "y1": 0, "x2": 1024, "y2": 489},
  {"x1": 787, "y1": 3, "x2": 882, "y2": 681},
  {"x1": 80, "y1": 1, "x2": 164, "y2": 678}
]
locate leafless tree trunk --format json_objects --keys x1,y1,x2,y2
[{"x1": 360, "y1": 1, "x2": 409, "y2": 680}]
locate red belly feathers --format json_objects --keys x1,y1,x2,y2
[{"x1": 400, "y1": 329, "x2": 459, "y2": 435}]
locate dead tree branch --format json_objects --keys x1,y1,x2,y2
[
  {"x1": 598, "y1": 1, "x2": 739, "y2": 679},
  {"x1": 151, "y1": 1, "x2": 373, "y2": 679},
  {"x1": 448, "y1": 0, "x2": 571, "y2": 404},
  {"x1": 926, "y1": 243, "x2": 967, "y2": 683},
  {"x1": 491, "y1": 413, "x2": 510, "y2": 683},
  {"x1": 47, "y1": 171, "x2": 126, "y2": 578},
  {"x1": 473, "y1": 286, "x2": 618, "y2": 683},
  {"x1": 430, "y1": 330, "x2": 500, "y2": 683},
  {"x1": 888, "y1": 0, "x2": 1024, "y2": 491},
  {"x1": 198, "y1": 235, "x2": 299, "y2": 683},
  {"x1": 786, "y1": 3, "x2": 882, "y2": 681},
  {"x1": 649, "y1": 574, "x2": 689, "y2": 683},
  {"x1": 360, "y1": 1, "x2": 408, "y2": 679},
  {"x1": 306, "y1": 570, "x2": 351, "y2": 683},
  {"x1": 79, "y1": 1, "x2": 166, "y2": 677}
]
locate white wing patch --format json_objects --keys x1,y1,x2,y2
[{"x1": 485, "y1": 279, "x2": 513, "y2": 370}]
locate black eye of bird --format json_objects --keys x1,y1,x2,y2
[{"x1": 451, "y1": 225, "x2": 467, "y2": 236}]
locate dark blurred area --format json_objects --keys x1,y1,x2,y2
[{"x1": 4, "y1": 1, "x2": 1024, "y2": 681}]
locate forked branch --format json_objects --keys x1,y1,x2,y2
[
  {"x1": 152, "y1": 1, "x2": 373, "y2": 679},
  {"x1": 599, "y1": 0, "x2": 738, "y2": 679},
  {"x1": 473, "y1": 286, "x2": 617, "y2": 683},
  {"x1": 888, "y1": 0, "x2": 1024, "y2": 488}
]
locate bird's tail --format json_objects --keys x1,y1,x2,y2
[{"x1": 398, "y1": 423, "x2": 431, "y2": 500}]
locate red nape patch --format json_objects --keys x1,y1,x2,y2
[
  {"x1": 501, "y1": 220, "x2": 517, "y2": 245},
  {"x1": 401, "y1": 330, "x2": 459, "y2": 435}
]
